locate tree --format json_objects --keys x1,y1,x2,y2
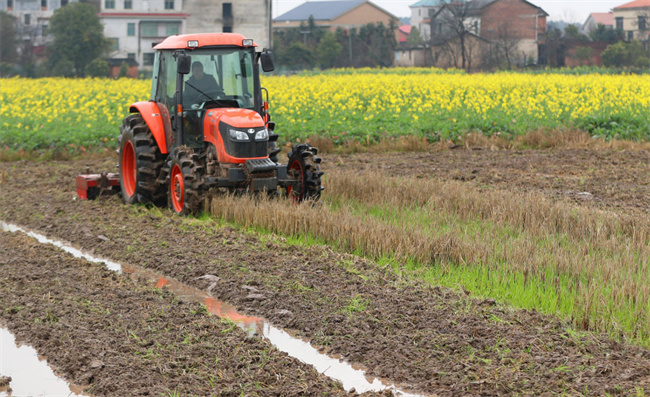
[
  {"x1": 429, "y1": 2, "x2": 480, "y2": 72},
  {"x1": 281, "y1": 42, "x2": 314, "y2": 70},
  {"x1": 84, "y1": 58, "x2": 110, "y2": 77},
  {"x1": 273, "y1": 20, "x2": 396, "y2": 69},
  {"x1": 118, "y1": 61, "x2": 129, "y2": 78},
  {"x1": 588, "y1": 23, "x2": 623, "y2": 42},
  {"x1": 601, "y1": 41, "x2": 649, "y2": 67},
  {"x1": 564, "y1": 24, "x2": 589, "y2": 41},
  {"x1": 406, "y1": 25, "x2": 423, "y2": 47},
  {"x1": 48, "y1": 2, "x2": 107, "y2": 77},
  {"x1": 0, "y1": 11, "x2": 18, "y2": 70},
  {"x1": 483, "y1": 23, "x2": 522, "y2": 69},
  {"x1": 317, "y1": 32, "x2": 342, "y2": 69},
  {"x1": 573, "y1": 46, "x2": 593, "y2": 65}
]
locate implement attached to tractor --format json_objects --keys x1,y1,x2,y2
[{"x1": 78, "y1": 33, "x2": 323, "y2": 214}]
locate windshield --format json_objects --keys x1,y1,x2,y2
[{"x1": 182, "y1": 48, "x2": 255, "y2": 109}]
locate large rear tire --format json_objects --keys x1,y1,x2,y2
[
  {"x1": 168, "y1": 147, "x2": 203, "y2": 216},
  {"x1": 118, "y1": 114, "x2": 166, "y2": 204},
  {"x1": 286, "y1": 143, "x2": 323, "y2": 202}
]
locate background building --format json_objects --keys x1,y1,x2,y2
[
  {"x1": 0, "y1": 0, "x2": 85, "y2": 61},
  {"x1": 99, "y1": 0, "x2": 188, "y2": 75},
  {"x1": 100, "y1": 0, "x2": 272, "y2": 76},
  {"x1": 613, "y1": 0, "x2": 650, "y2": 43},
  {"x1": 184, "y1": 0, "x2": 272, "y2": 49},
  {"x1": 400, "y1": 0, "x2": 547, "y2": 69},
  {"x1": 273, "y1": 0, "x2": 399, "y2": 39},
  {"x1": 582, "y1": 12, "x2": 614, "y2": 34}
]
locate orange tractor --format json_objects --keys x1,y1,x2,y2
[{"x1": 77, "y1": 33, "x2": 322, "y2": 214}]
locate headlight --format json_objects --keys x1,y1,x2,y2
[
  {"x1": 229, "y1": 129, "x2": 250, "y2": 141},
  {"x1": 255, "y1": 129, "x2": 268, "y2": 141}
]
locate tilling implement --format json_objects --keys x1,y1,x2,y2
[{"x1": 79, "y1": 33, "x2": 323, "y2": 214}]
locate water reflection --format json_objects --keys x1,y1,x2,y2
[{"x1": 0, "y1": 327, "x2": 84, "y2": 397}]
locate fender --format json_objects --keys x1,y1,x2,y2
[{"x1": 129, "y1": 101, "x2": 169, "y2": 154}]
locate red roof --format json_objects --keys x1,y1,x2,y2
[
  {"x1": 154, "y1": 33, "x2": 257, "y2": 50},
  {"x1": 590, "y1": 12, "x2": 614, "y2": 25},
  {"x1": 399, "y1": 25, "x2": 412, "y2": 34},
  {"x1": 614, "y1": 0, "x2": 650, "y2": 9}
]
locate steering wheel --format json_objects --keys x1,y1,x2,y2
[{"x1": 201, "y1": 89, "x2": 225, "y2": 101}]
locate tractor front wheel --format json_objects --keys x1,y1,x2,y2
[
  {"x1": 285, "y1": 143, "x2": 323, "y2": 202},
  {"x1": 168, "y1": 147, "x2": 202, "y2": 216},
  {"x1": 118, "y1": 114, "x2": 165, "y2": 204}
]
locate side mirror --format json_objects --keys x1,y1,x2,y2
[
  {"x1": 260, "y1": 49, "x2": 275, "y2": 72},
  {"x1": 177, "y1": 54, "x2": 191, "y2": 75}
]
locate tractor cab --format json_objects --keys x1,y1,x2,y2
[{"x1": 150, "y1": 34, "x2": 273, "y2": 153}]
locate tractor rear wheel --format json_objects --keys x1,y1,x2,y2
[
  {"x1": 118, "y1": 114, "x2": 166, "y2": 204},
  {"x1": 168, "y1": 147, "x2": 203, "y2": 216},
  {"x1": 286, "y1": 143, "x2": 323, "y2": 202}
]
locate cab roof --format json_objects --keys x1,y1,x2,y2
[{"x1": 153, "y1": 33, "x2": 258, "y2": 50}]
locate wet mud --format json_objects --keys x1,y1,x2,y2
[
  {"x1": 1, "y1": 149, "x2": 650, "y2": 395},
  {"x1": 0, "y1": 231, "x2": 349, "y2": 396}
]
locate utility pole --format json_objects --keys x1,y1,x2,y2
[
  {"x1": 300, "y1": 30, "x2": 310, "y2": 45},
  {"x1": 348, "y1": 28, "x2": 352, "y2": 62}
]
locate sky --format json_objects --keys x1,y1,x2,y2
[{"x1": 272, "y1": 0, "x2": 627, "y2": 24}]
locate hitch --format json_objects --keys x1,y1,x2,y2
[{"x1": 76, "y1": 173, "x2": 120, "y2": 200}]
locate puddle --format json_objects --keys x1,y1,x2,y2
[
  {"x1": 0, "y1": 223, "x2": 121, "y2": 273},
  {"x1": 1, "y1": 221, "x2": 423, "y2": 396},
  {"x1": 0, "y1": 327, "x2": 84, "y2": 397}
]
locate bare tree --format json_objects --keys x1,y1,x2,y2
[
  {"x1": 487, "y1": 23, "x2": 522, "y2": 69},
  {"x1": 428, "y1": 1, "x2": 481, "y2": 72}
]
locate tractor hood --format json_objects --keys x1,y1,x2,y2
[
  {"x1": 204, "y1": 108, "x2": 268, "y2": 162},
  {"x1": 205, "y1": 108, "x2": 266, "y2": 129}
]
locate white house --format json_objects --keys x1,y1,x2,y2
[
  {"x1": 100, "y1": 0, "x2": 272, "y2": 75},
  {"x1": 409, "y1": 0, "x2": 445, "y2": 40},
  {"x1": 1, "y1": 0, "x2": 81, "y2": 50},
  {"x1": 99, "y1": 0, "x2": 188, "y2": 74}
]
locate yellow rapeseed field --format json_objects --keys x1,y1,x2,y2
[{"x1": 1, "y1": 70, "x2": 649, "y2": 151}]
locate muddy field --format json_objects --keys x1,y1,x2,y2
[{"x1": 1, "y1": 146, "x2": 650, "y2": 396}]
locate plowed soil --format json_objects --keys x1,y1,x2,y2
[{"x1": 1, "y1": 146, "x2": 650, "y2": 396}]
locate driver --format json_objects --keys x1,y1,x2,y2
[{"x1": 184, "y1": 61, "x2": 221, "y2": 106}]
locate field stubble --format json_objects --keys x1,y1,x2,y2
[{"x1": 208, "y1": 151, "x2": 650, "y2": 347}]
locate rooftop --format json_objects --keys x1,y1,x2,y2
[
  {"x1": 614, "y1": 0, "x2": 650, "y2": 9},
  {"x1": 587, "y1": 12, "x2": 614, "y2": 25},
  {"x1": 410, "y1": 0, "x2": 447, "y2": 7},
  {"x1": 399, "y1": 25, "x2": 412, "y2": 34},
  {"x1": 274, "y1": 0, "x2": 365, "y2": 21}
]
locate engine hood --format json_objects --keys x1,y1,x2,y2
[{"x1": 205, "y1": 108, "x2": 265, "y2": 129}]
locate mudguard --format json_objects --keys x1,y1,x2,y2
[{"x1": 129, "y1": 101, "x2": 169, "y2": 154}]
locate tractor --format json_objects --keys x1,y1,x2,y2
[{"x1": 77, "y1": 33, "x2": 323, "y2": 214}]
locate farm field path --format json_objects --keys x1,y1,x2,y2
[{"x1": 1, "y1": 148, "x2": 649, "y2": 395}]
